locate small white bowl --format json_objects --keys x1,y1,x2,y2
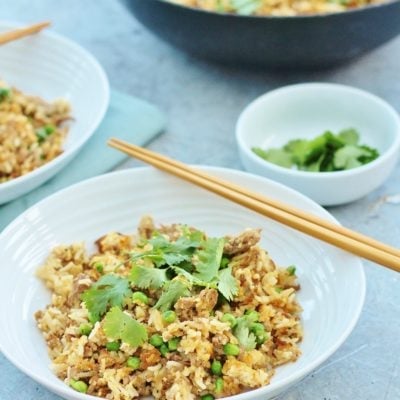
[
  {"x1": 0, "y1": 167, "x2": 365, "y2": 400},
  {"x1": 0, "y1": 22, "x2": 109, "y2": 204},
  {"x1": 236, "y1": 83, "x2": 400, "y2": 206}
]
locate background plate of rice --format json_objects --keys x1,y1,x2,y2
[
  {"x1": 0, "y1": 166, "x2": 365, "y2": 400},
  {"x1": 0, "y1": 21, "x2": 109, "y2": 204}
]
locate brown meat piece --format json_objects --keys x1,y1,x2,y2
[
  {"x1": 140, "y1": 348, "x2": 161, "y2": 369},
  {"x1": 174, "y1": 289, "x2": 218, "y2": 320},
  {"x1": 224, "y1": 229, "x2": 261, "y2": 256},
  {"x1": 158, "y1": 224, "x2": 183, "y2": 241},
  {"x1": 138, "y1": 215, "x2": 156, "y2": 239},
  {"x1": 67, "y1": 274, "x2": 92, "y2": 306},
  {"x1": 95, "y1": 232, "x2": 132, "y2": 254}
]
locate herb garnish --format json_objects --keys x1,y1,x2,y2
[
  {"x1": 81, "y1": 274, "x2": 132, "y2": 322},
  {"x1": 103, "y1": 307, "x2": 148, "y2": 347},
  {"x1": 0, "y1": 88, "x2": 11, "y2": 102},
  {"x1": 231, "y1": 0, "x2": 262, "y2": 15},
  {"x1": 252, "y1": 129, "x2": 379, "y2": 172},
  {"x1": 130, "y1": 230, "x2": 238, "y2": 307}
]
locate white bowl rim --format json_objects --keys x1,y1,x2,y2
[
  {"x1": 0, "y1": 20, "x2": 110, "y2": 193},
  {"x1": 236, "y1": 82, "x2": 400, "y2": 180},
  {"x1": 0, "y1": 166, "x2": 366, "y2": 400}
]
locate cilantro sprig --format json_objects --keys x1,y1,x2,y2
[
  {"x1": 232, "y1": 312, "x2": 267, "y2": 350},
  {"x1": 217, "y1": 267, "x2": 238, "y2": 301},
  {"x1": 252, "y1": 128, "x2": 379, "y2": 172},
  {"x1": 130, "y1": 230, "x2": 238, "y2": 307},
  {"x1": 194, "y1": 237, "x2": 225, "y2": 282},
  {"x1": 81, "y1": 274, "x2": 132, "y2": 322},
  {"x1": 233, "y1": 316, "x2": 257, "y2": 351},
  {"x1": 154, "y1": 278, "x2": 191, "y2": 311},
  {"x1": 231, "y1": 0, "x2": 262, "y2": 15},
  {"x1": 131, "y1": 230, "x2": 202, "y2": 267},
  {"x1": 103, "y1": 307, "x2": 148, "y2": 347},
  {"x1": 130, "y1": 265, "x2": 168, "y2": 289}
]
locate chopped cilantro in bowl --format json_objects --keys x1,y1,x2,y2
[
  {"x1": 252, "y1": 129, "x2": 379, "y2": 173},
  {"x1": 236, "y1": 82, "x2": 400, "y2": 205}
]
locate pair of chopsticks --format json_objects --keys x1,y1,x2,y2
[
  {"x1": 108, "y1": 138, "x2": 400, "y2": 273},
  {"x1": 0, "y1": 21, "x2": 50, "y2": 46}
]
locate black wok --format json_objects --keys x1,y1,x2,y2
[{"x1": 121, "y1": 0, "x2": 400, "y2": 69}]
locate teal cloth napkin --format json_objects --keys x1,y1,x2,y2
[{"x1": 0, "y1": 90, "x2": 166, "y2": 230}]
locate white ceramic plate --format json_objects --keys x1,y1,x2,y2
[
  {"x1": 0, "y1": 21, "x2": 109, "y2": 204},
  {"x1": 0, "y1": 167, "x2": 365, "y2": 400}
]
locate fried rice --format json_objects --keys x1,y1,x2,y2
[
  {"x1": 0, "y1": 80, "x2": 70, "y2": 183},
  {"x1": 35, "y1": 216, "x2": 303, "y2": 399},
  {"x1": 167, "y1": 0, "x2": 387, "y2": 16}
]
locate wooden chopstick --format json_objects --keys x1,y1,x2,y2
[
  {"x1": 0, "y1": 21, "x2": 51, "y2": 46},
  {"x1": 108, "y1": 138, "x2": 400, "y2": 273},
  {"x1": 110, "y1": 138, "x2": 400, "y2": 259}
]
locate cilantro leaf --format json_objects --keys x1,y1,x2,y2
[
  {"x1": 333, "y1": 145, "x2": 365, "y2": 169},
  {"x1": 154, "y1": 278, "x2": 191, "y2": 311},
  {"x1": 0, "y1": 87, "x2": 11, "y2": 102},
  {"x1": 171, "y1": 266, "x2": 208, "y2": 286},
  {"x1": 103, "y1": 307, "x2": 148, "y2": 347},
  {"x1": 231, "y1": 0, "x2": 262, "y2": 15},
  {"x1": 130, "y1": 265, "x2": 168, "y2": 289},
  {"x1": 131, "y1": 230, "x2": 202, "y2": 267},
  {"x1": 284, "y1": 139, "x2": 310, "y2": 166},
  {"x1": 217, "y1": 267, "x2": 238, "y2": 301},
  {"x1": 358, "y1": 145, "x2": 379, "y2": 164},
  {"x1": 194, "y1": 237, "x2": 225, "y2": 282},
  {"x1": 252, "y1": 147, "x2": 293, "y2": 168},
  {"x1": 81, "y1": 274, "x2": 132, "y2": 322},
  {"x1": 338, "y1": 128, "x2": 359, "y2": 145},
  {"x1": 253, "y1": 128, "x2": 379, "y2": 173},
  {"x1": 233, "y1": 315, "x2": 257, "y2": 350}
]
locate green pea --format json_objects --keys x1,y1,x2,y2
[
  {"x1": 256, "y1": 331, "x2": 269, "y2": 345},
  {"x1": 201, "y1": 395, "x2": 215, "y2": 400},
  {"x1": 223, "y1": 343, "x2": 240, "y2": 356},
  {"x1": 215, "y1": 377, "x2": 224, "y2": 393},
  {"x1": 94, "y1": 262, "x2": 104, "y2": 273},
  {"x1": 36, "y1": 124, "x2": 56, "y2": 144},
  {"x1": 210, "y1": 359, "x2": 222, "y2": 376},
  {"x1": 275, "y1": 287, "x2": 283, "y2": 293},
  {"x1": 250, "y1": 322, "x2": 265, "y2": 335},
  {"x1": 36, "y1": 128, "x2": 48, "y2": 143},
  {"x1": 220, "y1": 257, "x2": 230, "y2": 269},
  {"x1": 106, "y1": 341, "x2": 120, "y2": 351},
  {"x1": 244, "y1": 310, "x2": 259, "y2": 322},
  {"x1": 127, "y1": 356, "x2": 141, "y2": 370},
  {"x1": 159, "y1": 343, "x2": 169, "y2": 357},
  {"x1": 221, "y1": 313, "x2": 237, "y2": 328},
  {"x1": 44, "y1": 124, "x2": 56, "y2": 135},
  {"x1": 70, "y1": 379, "x2": 88, "y2": 393},
  {"x1": 168, "y1": 337, "x2": 180, "y2": 351},
  {"x1": 149, "y1": 334, "x2": 163, "y2": 347},
  {"x1": 162, "y1": 310, "x2": 176, "y2": 324},
  {"x1": 79, "y1": 323, "x2": 93, "y2": 336},
  {"x1": 132, "y1": 291, "x2": 149, "y2": 305}
]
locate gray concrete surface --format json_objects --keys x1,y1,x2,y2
[{"x1": 0, "y1": 1, "x2": 399, "y2": 399}]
